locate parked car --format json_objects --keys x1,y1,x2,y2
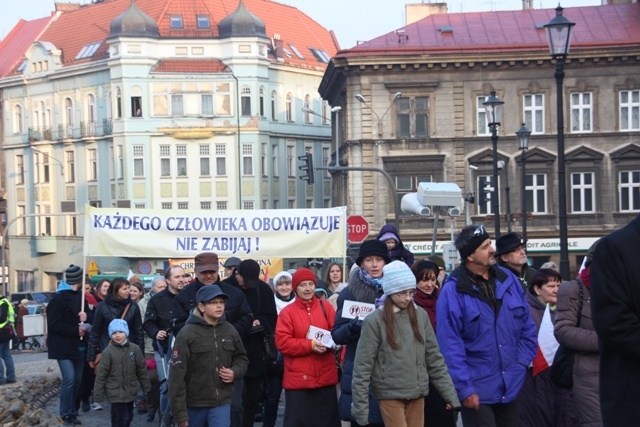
[{"x1": 10, "y1": 291, "x2": 55, "y2": 308}]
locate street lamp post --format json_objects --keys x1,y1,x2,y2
[
  {"x1": 498, "y1": 160, "x2": 512, "y2": 232},
  {"x1": 545, "y1": 5, "x2": 575, "y2": 280},
  {"x1": 483, "y1": 90, "x2": 505, "y2": 238},
  {"x1": 355, "y1": 92, "x2": 402, "y2": 137},
  {"x1": 516, "y1": 123, "x2": 531, "y2": 242}
]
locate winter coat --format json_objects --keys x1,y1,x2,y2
[
  {"x1": 590, "y1": 214, "x2": 640, "y2": 427},
  {"x1": 351, "y1": 304, "x2": 459, "y2": 426},
  {"x1": 376, "y1": 224, "x2": 415, "y2": 267},
  {"x1": 555, "y1": 279, "x2": 602, "y2": 427},
  {"x1": 168, "y1": 308, "x2": 248, "y2": 425},
  {"x1": 518, "y1": 292, "x2": 580, "y2": 427},
  {"x1": 171, "y1": 278, "x2": 252, "y2": 338},
  {"x1": 331, "y1": 268, "x2": 384, "y2": 424},
  {"x1": 47, "y1": 289, "x2": 95, "y2": 360},
  {"x1": 275, "y1": 296, "x2": 338, "y2": 391},
  {"x1": 498, "y1": 259, "x2": 537, "y2": 290},
  {"x1": 93, "y1": 340, "x2": 151, "y2": 404},
  {"x1": 143, "y1": 289, "x2": 177, "y2": 354},
  {"x1": 16, "y1": 306, "x2": 28, "y2": 339},
  {"x1": 86, "y1": 294, "x2": 144, "y2": 363},
  {"x1": 436, "y1": 264, "x2": 537, "y2": 404}
]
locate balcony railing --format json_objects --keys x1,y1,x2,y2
[
  {"x1": 27, "y1": 119, "x2": 115, "y2": 142},
  {"x1": 28, "y1": 127, "x2": 53, "y2": 142}
]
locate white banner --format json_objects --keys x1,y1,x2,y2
[{"x1": 83, "y1": 206, "x2": 347, "y2": 259}]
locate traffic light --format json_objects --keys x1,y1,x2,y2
[{"x1": 298, "y1": 152, "x2": 314, "y2": 184}]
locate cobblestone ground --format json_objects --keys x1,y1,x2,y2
[{"x1": 11, "y1": 349, "x2": 285, "y2": 427}]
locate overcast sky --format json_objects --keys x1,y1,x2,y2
[{"x1": 1, "y1": 0, "x2": 602, "y2": 48}]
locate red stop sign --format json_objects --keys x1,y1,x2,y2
[{"x1": 347, "y1": 215, "x2": 370, "y2": 243}]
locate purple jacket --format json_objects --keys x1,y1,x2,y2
[{"x1": 436, "y1": 264, "x2": 537, "y2": 404}]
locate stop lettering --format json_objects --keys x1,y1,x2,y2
[{"x1": 347, "y1": 215, "x2": 369, "y2": 243}]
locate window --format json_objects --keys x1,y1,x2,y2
[
  {"x1": 571, "y1": 92, "x2": 592, "y2": 133},
  {"x1": 117, "y1": 145, "x2": 124, "y2": 179},
  {"x1": 271, "y1": 91, "x2": 277, "y2": 121},
  {"x1": 571, "y1": 172, "x2": 594, "y2": 213},
  {"x1": 476, "y1": 175, "x2": 494, "y2": 215},
  {"x1": 289, "y1": 44, "x2": 304, "y2": 59},
  {"x1": 242, "y1": 144, "x2": 253, "y2": 176},
  {"x1": 197, "y1": 15, "x2": 210, "y2": 28},
  {"x1": 75, "y1": 42, "x2": 101, "y2": 60},
  {"x1": 115, "y1": 87, "x2": 122, "y2": 118},
  {"x1": 523, "y1": 94, "x2": 544, "y2": 134},
  {"x1": 170, "y1": 15, "x2": 183, "y2": 29},
  {"x1": 16, "y1": 206, "x2": 26, "y2": 236},
  {"x1": 65, "y1": 151, "x2": 75, "y2": 183},
  {"x1": 620, "y1": 90, "x2": 640, "y2": 131},
  {"x1": 322, "y1": 102, "x2": 329, "y2": 125},
  {"x1": 177, "y1": 144, "x2": 187, "y2": 177},
  {"x1": 131, "y1": 86, "x2": 142, "y2": 117},
  {"x1": 177, "y1": 202, "x2": 189, "y2": 210},
  {"x1": 161, "y1": 202, "x2": 173, "y2": 210},
  {"x1": 135, "y1": 203, "x2": 146, "y2": 209},
  {"x1": 42, "y1": 154, "x2": 50, "y2": 183},
  {"x1": 201, "y1": 201, "x2": 212, "y2": 210},
  {"x1": 65, "y1": 98, "x2": 73, "y2": 136},
  {"x1": 243, "y1": 201, "x2": 254, "y2": 210},
  {"x1": 619, "y1": 171, "x2": 640, "y2": 211},
  {"x1": 304, "y1": 95, "x2": 311, "y2": 123},
  {"x1": 323, "y1": 147, "x2": 330, "y2": 178},
  {"x1": 525, "y1": 173, "x2": 547, "y2": 213},
  {"x1": 396, "y1": 96, "x2": 429, "y2": 138},
  {"x1": 171, "y1": 94, "x2": 184, "y2": 116},
  {"x1": 13, "y1": 105, "x2": 23, "y2": 134},
  {"x1": 215, "y1": 83, "x2": 231, "y2": 115},
  {"x1": 286, "y1": 93, "x2": 293, "y2": 122},
  {"x1": 476, "y1": 96, "x2": 489, "y2": 136},
  {"x1": 272, "y1": 145, "x2": 279, "y2": 177},
  {"x1": 259, "y1": 87, "x2": 265, "y2": 117},
  {"x1": 241, "y1": 86, "x2": 251, "y2": 116},
  {"x1": 287, "y1": 144, "x2": 295, "y2": 177},
  {"x1": 88, "y1": 149, "x2": 97, "y2": 181},
  {"x1": 202, "y1": 94, "x2": 213, "y2": 116},
  {"x1": 309, "y1": 48, "x2": 330, "y2": 63},
  {"x1": 217, "y1": 201, "x2": 228, "y2": 210},
  {"x1": 216, "y1": 144, "x2": 226, "y2": 176},
  {"x1": 86, "y1": 94, "x2": 96, "y2": 136},
  {"x1": 261, "y1": 143, "x2": 267, "y2": 177},
  {"x1": 200, "y1": 144, "x2": 210, "y2": 176},
  {"x1": 16, "y1": 155, "x2": 24, "y2": 185},
  {"x1": 160, "y1": 145, "x2": 171, "y2": 177},
  {"x1": 133, "y1": 145, "x2": 145, "y2": 177}
]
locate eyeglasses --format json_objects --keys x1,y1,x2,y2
[{"x1": 204, "y1": 299, "x2": 226, "y2": 306}]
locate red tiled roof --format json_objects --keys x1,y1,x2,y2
[
  {"x1": 1, "y1": 0, "x2": 337, "y2": 74},
  {"x1": 0, "y1": 16, "x2": 54, "y2": 78},
  {"x1": 338, "y1": 3, "x2": 640, "y2": 58},
  {"x1": 151, "y1": 59, "x2": 228, "y2": 73}
]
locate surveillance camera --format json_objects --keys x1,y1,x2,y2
[
  {"x1": 401, "y1": 193, "x2": 432, "y2": 217},
  {"x1": 469, "y1": 165, "x2": 478, "y2": 170},
  {"x1": 330, "y1": 106, "x2": 342, "y2": 112},
  {"x1": 448, "y1": 207, "x2": 462, "y2": 217}
]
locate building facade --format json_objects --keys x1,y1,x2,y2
[
  {"x1": 320, "y1": 2, "x2": 640, "y2": 272},
  {"x1": 0, "y1": 0, "x2": 338, "y2": 292}
]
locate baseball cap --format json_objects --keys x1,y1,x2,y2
[{"x1": 196, "y1": 285, "x2": 229, "y2": 303}]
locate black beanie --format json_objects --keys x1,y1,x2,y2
[
  {"x1": 356, "y1": 240, "x2": 392, "y2": 266},
  {"x1": 65, "y1": 264, "x2": 83, "y2": 285}
]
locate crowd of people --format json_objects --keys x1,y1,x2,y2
[{"x1": 0, "y1": 219, "x2": 636, "y2": 427}]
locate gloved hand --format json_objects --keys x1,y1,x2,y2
[{"x1": 348, "y1": 317, "x2": 363, "y2": 333}]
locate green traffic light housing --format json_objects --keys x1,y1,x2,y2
[{"x1": 298, "y1": 152, "x2": 315, "y2": 185}]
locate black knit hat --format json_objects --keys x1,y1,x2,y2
[
  {"x1": 356, "y1": 240, "x2": 391, "y2": 266},
  {"x1": 65, "y1": 264, "x2": 83, "y2": 285}
]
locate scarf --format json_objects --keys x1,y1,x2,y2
[
  {"x1": 275, "y1": 292, "x2": 294, "y2": 302},
  {"x1": 579, "y1": 268, "x2": 591, "y2": 289},
  {"x1": 358, "y1": 268, "x2": 383, "y2": 291}
]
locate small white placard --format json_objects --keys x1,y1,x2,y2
[
  {"x1": 306, "y1": 325, "x2": 337, "y2": 349},
  {"x1": 342, "y1": 300, "x2": 376, "y2": 320}
]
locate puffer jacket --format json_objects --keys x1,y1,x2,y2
[
  {"x1": 168, "y1": 308, "x2": 248, "y2": 424},
  {"x1": 351, "y1": 304, "x2": 459, "y2": 426},
  {"x1": 275, "y1": 296, "x2": 338, "y2": 390},
  {"x1": 87, "y1": 294, "x2": 144, "y2": 363},
  {"x1": 376, "y1": 224, "x2": 415, "y2": 267},
  {"x1": 331, "y1": 268, "x2": 384, "y2": 424},
  {"x1": 93, "y1": 340, "x2": 151, "y2": 403},
  {"x1": 554, "y1": 278, "x2": 602, "y2": 427},
  {"x1": 436, "y1": 264, "x2": 537, "y2": 404}
]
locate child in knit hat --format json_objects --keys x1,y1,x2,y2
[
  {"x1": 93, "y1": 318, "x2": 151, "y2": 427},
  {"x1": 351, "y1": 261, "x2": 460, "y2": 427}
]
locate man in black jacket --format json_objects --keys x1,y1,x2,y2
[
  {"x1": 230, "y1": 259, "x2": 277, "y2": 427},
  {"x1": 171, "y1": 252, "x2": 252, "y2": 427}
]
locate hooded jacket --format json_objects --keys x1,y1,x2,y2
[
  {"x1": 168, "y1": 308, "x2": 248, "y2": 424},
  {"x1": 436, "y1": 264, "x2": 537, "y2": 404},
  {"x1": 376, "y1": 224, "x2": 415, "y2": 267},
  {"x1": 87, "y1": 294, "x2": 143, "y2": 363},
  {"x1": 93, "y1": 340, "x2": 151, "y2": 404}
]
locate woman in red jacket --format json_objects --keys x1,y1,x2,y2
[{"x1": 275, "y1": 268, "x2": 340, "y2": 427}]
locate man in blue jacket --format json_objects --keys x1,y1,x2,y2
[{"x1": 436, "y1": 224, "x2": 537, "y2": 427}]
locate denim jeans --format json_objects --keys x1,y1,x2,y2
[
  {"x1": 0, "y1": 341, "x2": 15, "y2": 382},
  {"x1": 188, "y1": 404, "x2": 231, "y2": 427},
  {"x1": 57, "y1": 356, "x2": 86, "y2": 418}
]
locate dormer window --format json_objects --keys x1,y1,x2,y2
[
  {"x1": 289, "y1": 44, "x2": 304, "y2": 60},
  {"x1": 309, "y1": 48, "x2": 331, "y2": 63},
  {"x1": 76, "y1": 42, "x2": 102, "y2": 60},
  {"x1": 171, "y1": 15, "x2": 183, "y2": 29},
  {"x1": 197, "y1": 15, "x2": 210, "y2": 29}
]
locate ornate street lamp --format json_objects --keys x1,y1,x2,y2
[
  {"x1": 355, "y1": 92, "x2": 402, "y2": 137},
  {"x1": 483, "y1": 90, "x2": 505, "y2": 238},
  {"x1": 545, "y1": 5, "x2": 575, "y2": 280},
  {"x1": 516, "y1": 123, "x2": 532, "y2": 243}
]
